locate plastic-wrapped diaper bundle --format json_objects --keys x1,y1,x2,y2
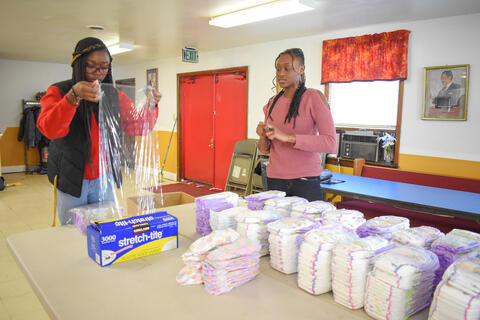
[
  {"x1": 356, "y1": 215, "x2": 410, "y2": 239},
  {"x1": 236, "y1": 210, "x2": 282, "y2": 256},
  {"x1": 202, "y1": 238, "x2": 261, "y2": 295},
  {"x1": 245, "y1": 190, "x2": 286, "y2": 210},
  {"x1": 263, "y1": 196, "x2": 308, "y2": 218},
  {"x1": 428, "y1": 251, "x2": 480, "y2": 320},
  {"x1": 69, "y1": 202, "x2": 126, "y2": 233},
  {"x1": 364, "y1": 246, "x2": 440, "y2": 320},
  {"x1": 291, "y1": 200, "x2": 336, "y2": 221},
  {"x1": 392, "y1": 226, "x2": 445, "y2": 249},
  {"x1": 332, "y1": 236, "x2": 393, "y2": 309},
  {"x1": 322, "y1": 209, "x2": 366, "y2": 232},
  {"x1": 267, "y1": 217, "x2": 317, "y2": 274},
  {"x1": 431, "y1": 229, "x2": 480, "y2": 288},
  {"x1": 176, "y1": 228, "x2": 239, "y2": 286},
  {"x1": 195, "y1": 192, "x2": 239, "y2": 235},
  {"x1": 210, "y1": 206, "x2": 249, "y2": 231},
  {"x1": 297, "y1": 224, "x2": 358, "y2": 295}
]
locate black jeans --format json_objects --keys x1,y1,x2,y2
[{"x1": 266, "y1": 176, "x2": 323, "y2": 201}]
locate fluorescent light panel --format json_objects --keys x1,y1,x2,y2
[
  {"x1": 209, "y1": 0, "x2": 316, "y2": 28},
  {"x1": 108, "y1": 42, "x2": 134, "y2": 55}
]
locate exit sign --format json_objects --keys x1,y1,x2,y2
[{"x1": 182, "y1": 47, "x2": 198, "y2": 63}]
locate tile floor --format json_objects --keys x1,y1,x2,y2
[{"x1": 0, "y1": 172, "x2": 175, "y2": 319}]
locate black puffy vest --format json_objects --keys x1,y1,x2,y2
[{"x1": 47, "y1": 80, "x2": 121, "y2": 197}]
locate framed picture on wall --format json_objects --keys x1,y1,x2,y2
[
  {"x1": 146, "y1": 68, "x2": 158, "y2": 91},
  {"x1": 422, "y1": 64, "x2": 469, "y2": 120}
]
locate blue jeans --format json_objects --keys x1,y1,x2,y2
[
  {"x1": 57, "y1": 177, "x2": 115, "y2": 225},
  {"x1": 266, "y1": 176, "x2": 323, "y2": 202}
]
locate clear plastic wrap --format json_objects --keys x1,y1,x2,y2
[
  {"x1": 97, "y1": 83, "x2": 162, "y2": 215},
  {"x1": 68, "y1": 201, "x2": 126, "y2": 233}
]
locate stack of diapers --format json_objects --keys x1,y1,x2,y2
[
  {"x1": 322, "y1": 209, "x2": 366, "y2": 232},
  {"x1": 364, "y1": 246, "x2": 440, "y2": 320},
  {"x1": 263, "y1": 196, "x2": 308, "y2": 218},
  {"x1": 356, "y1": 215, "x2": 410, "y2": 240},
  {"x1": 245, "y1": 190, "x2": 286, "y2": 210},
  {"x1": 392, "y1": 226, "x2": 445, "y2": 249},
  {"x1": 431, "y1": 229, "x2": 480, "y2": 287},
  {"x1": 297, "y1": 224, "x2": 358, "y2": 295},
  {"x1": 236, "y1": 210, "x2": 282, "y2": 256},
  {"x1": 202, "y1": 238, "x2": 261, "y2": 295},
  {"x1": 428, "y1": 251, "x2": 480, "y2": 320},
  {"x1": 332, "y1": 236, "x2": 393, "y2": 309},
  {"x1": 267, "y1": 217, "x2": 317, "y2": 274},
  {"x1": 291, "y1": 200, "x2": 336, "y2": 221},
  {"x1": 210, "y1": 206, "x2": 249, "y2": 231},
  {"x1": 69, "y1": 201, "x2": 126, "y2": 233},
  {"x1": 176, "y1": 228, "x2": 239, "y2": 286},
  {"x1": 195, "y1": 192, "x2": 239, "y2": 235}
]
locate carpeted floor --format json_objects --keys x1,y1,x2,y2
[{"x1": 149, "y1": 181, "x2": 223, "y2": 197}]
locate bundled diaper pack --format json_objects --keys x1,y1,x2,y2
[
  {"x1": 263, "y1": 196, "x2": 308, "y2": 218},
  {"x1": 392, "y1": 226, "x2": 444, "y2": 249},
  {"x1": 290, "y1": 200, "x2": 336, "y2": 221},
  {"x1": 356, "y1": 215, "x2": 410, "y2": 240},
  {"x1": 298, "y1": 224, "x2": 358, "y2": 295},
  {"x1": 245, "y1": 190, "x2": 286, "y2": 210},
  {"x1": 322, "y1": 209, "x2": 366, "y2": 232},
  {"x1": 331, "y1": 236, "x2": 393, "y2": 309},
  {"x1": 195, "y1": 192, "x2": 239, "y2": 235},
  {"x1": 236, "y1": 209, "x2": 281, "y2": 256},
  {"x1": 431, "y1": 229, "x2": 480, "y2": 287},
  {"x1": 364, "y1": 246, "x2": 440, "y2": 320},
  {"x1": 267, "y1": 217, "x2": 317, "y2": 274},
  {"x1": 87, "y1": 211, "x2": 178, "y2": 267},
  {"x1": 429, "y1": 251, "x2": 480, "y2": 320}
]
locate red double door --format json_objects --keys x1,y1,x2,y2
[{"x1": 180, "y1": 70, "x2": 247, "y2": 189}]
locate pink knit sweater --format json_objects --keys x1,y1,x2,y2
[{"x1": 258, "y1": 88, "x2": 337, "y2": 179}]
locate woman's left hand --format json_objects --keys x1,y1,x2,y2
[
  {"x1": 146, "y1": 86, "x2": 162, "y2": 108},
  {"x1": 265, "y1": 124, "x2": 296, "y2": 144}
]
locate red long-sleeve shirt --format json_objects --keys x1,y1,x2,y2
[{"x1": 38, "y1": 85, "x2": 158, "y2": 180}]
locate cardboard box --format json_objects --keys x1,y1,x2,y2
[
  {"x1": 127, "y1": 192, "x2": 195, "y2": 215},
  {"x1": 87, "y1": 211, "x2": 178, "y2": 267}
]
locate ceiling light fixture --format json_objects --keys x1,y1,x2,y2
[
  {"x1": 108, "y1": 42, "x2": 134, "y2": 55},
  {"x1": 209, "y1": 0, "x2": 316, "y2": 28}
]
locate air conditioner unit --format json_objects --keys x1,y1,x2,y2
[{"x1": 340, "y1": 131, "x2": 380, "y2": 162}]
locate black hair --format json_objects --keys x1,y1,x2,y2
[
  {"x1": 70, "y1": 37, "x2": 114, "y2": 166},
  {"x1": 267, "y1": 48, "x2": 307, "y2": 128},
  {"x1": 441, "y1": 70, "x2": 453, "y2": 80}
]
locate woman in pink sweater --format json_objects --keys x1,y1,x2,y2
[{"x1": 256, "y1": 48, "x2": 337, "y2": 201}]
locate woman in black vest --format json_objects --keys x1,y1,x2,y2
[{"x1": 38, "y1": 37, "x2": 161, "y2": 225}]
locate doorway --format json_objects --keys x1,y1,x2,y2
[{"x1": 178, "y1": 67, "x2": 248, "y2": 189}]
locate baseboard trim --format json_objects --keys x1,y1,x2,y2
[
  {"x1": 2, "y1": 165, "x2": 40, "y2": 173},
  {"x1": 162, "y1": 171, "x2": 177, "y2": 181}
]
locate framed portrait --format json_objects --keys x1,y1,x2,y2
[
  {"x1": 422, "y1": 64, "x2": 469, "y2": 120},
  {"x1": 146, "y1": 68, "x2": 158, "y2": 91}
]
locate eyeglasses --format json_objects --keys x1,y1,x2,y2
[{"x1": 86, "y1": 64, "x2": 110, "y2": 73}]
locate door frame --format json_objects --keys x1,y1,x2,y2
[{"x1": 176, "y1": 66, "x2": 249, "y2": 183}]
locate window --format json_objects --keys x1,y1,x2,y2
[
  {"x1": 328, "y1": 80, "x2": 400, "y2": 129},
  {"x1": 325, "y1": 80, "x2": 404, "y2": 166}
]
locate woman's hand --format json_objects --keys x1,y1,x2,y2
[
  {"x1": 72, "y1": 80, "x2": 102, "y2": 103},
  {"x1": 256, "y1": 121, "x2": 267, "y2": 138},
  {"x1": 265, "y1": 124, "x2": 296, "y2": 144},
  {"x1": 146, "y1": 86, "x2": 162, "y2": 108}
]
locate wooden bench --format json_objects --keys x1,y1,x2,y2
[{"x1": 336, "y1": 160, "x2": 480, "y2": 233}]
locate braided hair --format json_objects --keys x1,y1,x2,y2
[
  {"x1": 267, "y1": 48, "x2": 307, "y2": 128},
  {"x1": 70, "y1": 37, "x2": 114, "y2": 166}
]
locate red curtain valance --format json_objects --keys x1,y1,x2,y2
[{"x1": 321, "y1": 30, "x2": 410, "y2": 83}]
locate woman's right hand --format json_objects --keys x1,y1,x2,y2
[
  {"x1": 256, "y1": 121, "x2": 267, "y2": 138},
  {"x1": 72, "y1": 80, "x2": 102, "y2": 102}
]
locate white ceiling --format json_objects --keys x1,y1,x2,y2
[{"x1": 1, "y1": 0, "x2": 480, "y2": 65}]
